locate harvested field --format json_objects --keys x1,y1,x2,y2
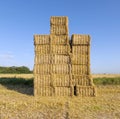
[
  {"x1": 0, "y1": 78, "x2": 120, "y2": 119},
  {"x1": 0, "y1": 74, "x2": 120, "y2": 79}
]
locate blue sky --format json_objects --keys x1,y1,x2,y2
[{"x1": 0, "y1": 0, "x2": 120, "y2": 74}]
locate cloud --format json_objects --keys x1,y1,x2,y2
[{"x1": 0, "y1": 53, "x2": 14, "y2": 60}]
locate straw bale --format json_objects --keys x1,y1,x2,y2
[
  {"x1": 72, "y1": 45, "x2": 89, "y2": 55},
  {"x1": 51, "y1": 45, "x2": 70, "y2": 54},
  {"x1": 37, "y1": 86, "x2": 54, "y2": 96},
  {"x1": 34, "y1": 35, "x2": 50, "y2": 45},
  {"x1": 50, "y1": 16, "x2": 68, "y2": 25},
  {"x1": 35, "y1": 45, "x2": 50, "y2": 54},
  {"x1": 72, "y1": 75, "x2": 93, "y2": 86},
  {"x1": 35, "y1": 54, "x2": 51, "y2": 64},
  {"x1": 34, "y1": 64, "x2": 51, "y2": 74},
  {"x1": 50, "y1": 25, "x2": 68, "y2": 35},
  {"x1": 76, "y1": 86, "x2": 96, "y2": 97},
  {"x1": 52, "y1": 74, "x2": 70, "y2": 86},
  {"x1": 71, "y1": 54, "x2": 89, "y2": 65},
  {"x1": 34, "y1": 75, "x2": 51, "y2": 86},
  {"x1": 50, "y1": 35, "x2": 69, "y2": 45},
  {"x1": 52, "y1": 54, "x2": 70, "y2": 64},
  {"x1": 71, "y1": 34, "x2": 90, "y2": 45},
  {"x1": 52, "y1": 64, "x2": 70, "y2": 74},
  {"x1": 54, "y1": 86, "x2": 72, "y2": 96},
  {"x1": 72, "y1": 65, "x2": 90, "y2": 75}
]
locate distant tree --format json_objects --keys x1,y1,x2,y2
[{"x1": 0, "y1": 66, "x2": 32, "y2": 74}]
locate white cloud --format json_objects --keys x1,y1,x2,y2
[{"x1": 0, "y1": 53, "x2": 14, "y2": 60}]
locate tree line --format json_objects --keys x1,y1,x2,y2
[{"x1": 0, "y1": 66, "x2": 33, "y2": 74}]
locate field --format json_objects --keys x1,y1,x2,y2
[{"x1": 0, "y1": 74, "x2": 120, "y2": 119}]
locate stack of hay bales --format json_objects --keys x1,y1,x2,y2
[
  {"x1": 34, "y1": 16, "x2": 96, "y2": 97},
  {"x1": 34, "y1": 16, "x2": 73, "y2": 96},
  {"x1": 34, "y1": 35, "x2": 53, "y2": 96},
  {"x1": 50, "y1": 16, "x2": 73, "y2": 96},
  {"x1": 71, "y1": 34, "x2": 96, "y2": 96}
]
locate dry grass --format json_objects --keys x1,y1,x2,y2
[
  {"x1": 0, "y1": 80, "x2": 120, "y2": 119},
  {"x1": 1, "y1": 74, "x2": 120, "y2": 79},
  {"x1": 92, "y1": 74, "x2": 120, "y2": 78},
  {"x1": 0, "y1": 74, "x2": 34, "y2": 79}
]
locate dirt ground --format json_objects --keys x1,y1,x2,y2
[{"x1": 0, "y1": 84, "x2": 120, "y2": 119}]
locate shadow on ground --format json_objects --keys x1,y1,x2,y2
[{"x1": 0, "y1": 78, "x2": 34, "y2": 95}]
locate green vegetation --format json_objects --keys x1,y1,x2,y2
[
  {"x1": 0, "y1": 78, "x2": 33, "y2": 87},
  {"x1": 0, "y1": 66, "x2": 32, "y2": 74},
  {"x1": 93, "y1": 77, "x2": 120, "y2": 85},
  {"x1": 0, "y1": 77, "x2": 120, "y2": 86}
]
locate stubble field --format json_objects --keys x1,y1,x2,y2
[{"x1": 0, "y1": 74, "x2": 120, "y2": 119}]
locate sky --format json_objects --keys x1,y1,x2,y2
[{"x1": 0, "y1": 0, "x2": 120, "y2": 74}]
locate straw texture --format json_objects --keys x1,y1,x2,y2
[
  {"x1": 50, "y1": 35, "x2": 69, "y2": 45},
  {"x1": 71, "y1": 34, "x2": 90, "y2": 45},
  {"x1": 72, "y1": 75, "x2": 93, "y2": 86},
  {"x1": 71, "y1": 54, "x2": 89, "y2": 65},
  {"x1": 54, "y1": 86, "x2": 72, "y2": 96},
  {"x1": 34, "y1": 16, "x2": 96, "y2": 97},
  {"x1": 72, "y1": 65, "x2": 90, "y2": 75},
  {"x1": 34, "y1": 35, "x2": 50, "y2": 45},
  {"x1": 50, "y1": 16, "x2": 68, "y2": 25},
  {"x1": 76, "y1": 86, "x2": 96, "y2": 97}
]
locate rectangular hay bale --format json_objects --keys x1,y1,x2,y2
[
  {"x1": 52, "y1": 54, "x2": 70, "y2": 64},
  {"x1": 50, "y1": 35, "x2": 69, "y2": 45},
  {"x1": 34, "y1": 64, "x2": 51, "y2": 74},
  {"x1": 34, "y1": 75, "x2": 51, "y2": 86},
  {"x1": 35, "y1": 54, "x2": 51, "y2": 64},
  {"x1": 72, "y1": 65, "x2": 90, "y2": 75},
  {"x1": 52, "y1": 64, "x2": 70, "y2": 74},
  {"x1": 72, "y1": 45, "x2": 89, "y2": 55},
  {"x1": 34, "y1": 35, "x2": 50, "y2": 45},
  {"x1": 50, "y1": 16, "x2": 68, "y2": 25},
  {"x1": 72, "y1": 75, "x2": 93, "y2": 86},
  {"x1": 76, "y1": 86, "x2": 96, "y2": 97},
  {"x1": 50, "y1": 25, "x2": 68, "y2": 35},
  {"x1": 51, "y1": 45, "x2": 70, "y2": 54},
  {"x1": 52, "y1": 74, "x2": 70, "y2": 86},
  {"x1": 71, "y1": 54, "x2": 89, "y2": 65},
  {"x1": 35, "y1": 45, "x2": 50, "y2": 54},
  {"x1": 55, "y1": 86, "x2": 72, "y2": 96},
  {"x1": 37, "y1": 86, "x2": 54, "y2": 96},
  {"x1": 71, "y1": 34, "x2": 90, "y2": 45}
]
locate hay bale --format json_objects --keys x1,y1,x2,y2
[
  {"x1": 35, "y1": 45, "x2": 50, "y2": 54},
  {"x1": 52, "y1": 64, "x2": 70, "y2": 74},
  {"x1": 35, "y1": 54, "x2": 70, "y2": 64},
  {"x1": 34, "y1": 64, "x2": 51, "y2": 74},
  {"x1": 72, "y1": 75, "x2": 93, "y2": 86},
  {"x1": 35, "y1": 54, "x2": 51, "y2": 64},
  {"x1": 50, "y1": 25, "x2": 68, "y2": 35},
  {"x1": 50, "y1": 16, "x2": 68, "y2": 25},
  {"x1": 52, "y1": 74, "x2": 70, "y2": 86},
  {"x1": 72, "y1": 45, "x2": 89, "y2": 55},
  {"x1": 71, "y1": 34, "x2": 90, "y2": 45},
  {"x1": 50, "y1": 35, "x2": 69, "y2": 45},
  {"x1": 72, "y1": 65, "x2": 90, "y2": 75},
  {"x1": 37, "y1": 86, "x2": 54, "y2": 96},
  {"x1": 71, "y1": 54, "x2": 89, "y2": 65},
  {"x1": 76, "y1": 86, "x2": 96, "y2": 97},
  {"x1": 34, "y1": 35, "x2": 50, "y2": 45},
  {"x1": 54, "y1": 86, "x2": 72, "y2": 96},
  {"x1": 52, "y1": 54, "x2": 70, "y2": 64},
  {"x1": 34, "y1": 74, "x2": 51, "y2": 86},
  {"x1": 51, "y1": 45, "x2": 70, "y2": 54}
]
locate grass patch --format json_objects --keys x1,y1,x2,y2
[
  {"x1": 93, "y1": 77, "x2": 120, "y2": 85},
  {"x1": 0, "y1": 78, "x2": 33, "y2": 87}
]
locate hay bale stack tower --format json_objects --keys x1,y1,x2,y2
[{"x1": 34, "y1": 16, "x2": 96, "y2": 96}]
